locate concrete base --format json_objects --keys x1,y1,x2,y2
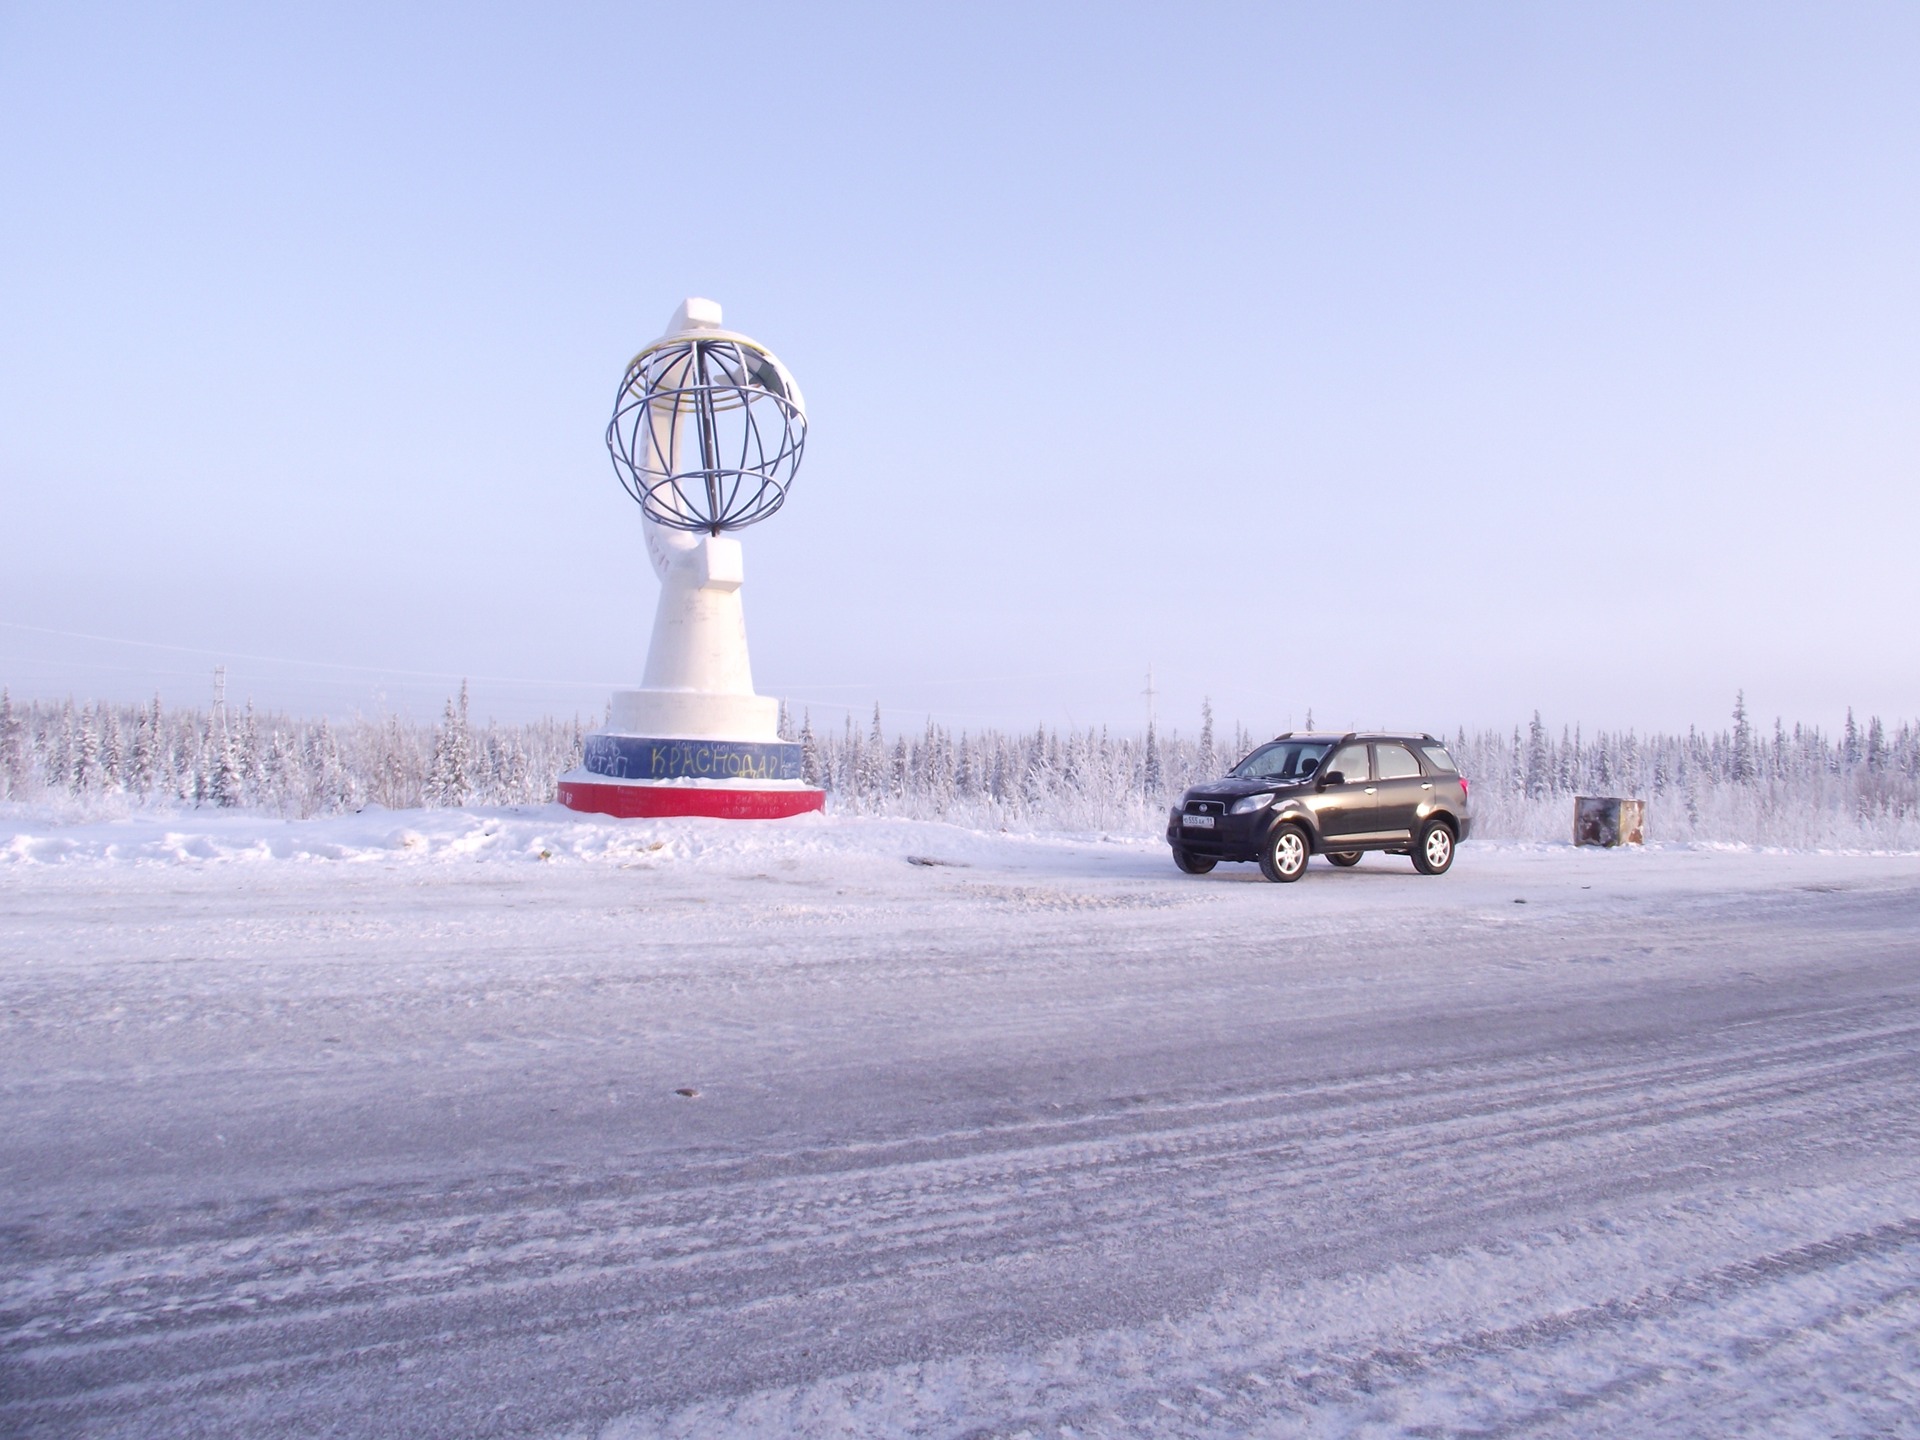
[
  {"x1": 557, "y1": 773, "x2": 825, "y2": 820},
  {"x1": 607, "y1": 689, "x2": 780, "y2": 743}
]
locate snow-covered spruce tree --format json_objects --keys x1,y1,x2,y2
[
  {"x1": 72, "y1": 705, "x2": 103, "y2": 796},
  {"x1": 155, "y1": 704, "x2": 184, "y2": 801},
  {"x1": 151, "y1": 694, "x2": 173, "y2": 795},
  {"x1": 1198, "y1": 698, "x2": 1215, "y2": 779},
  {"x1": 236, "y1": 701, "x2": 264, "y2": 806},
  {"x1": 207, "y1": 723, "x2": 241, "y2": 809},
  {"x1": 189, "y1": 717, "x2": 211, "y2": 806},
  {"x1": 503, "y1": 734, "x2": 534, "y2": 805},
  {"x1": 921, "y1": 726, "x2": 944, "y2": 800},
  {"x1": 126, "y1": 695, "x2": 157, "y2": 800},
  {"x1": 1059, "y1": 727, "x2": 1083, "y2": 801},
  {"x1": 799, "y1": 711, "x2": 821, "y2": 787},
  {"x1": 1731, "y1": 691, "x2": 1757, "y2": 785},
  {"x1": 952, "y1": 731, "x2": 975, "y2": 799},
  {"x1": 47, "y1": 701, "x2": 75, "y2": 797},
  {"x1": 425, "y1": 683, "x2": 474, "y2": 808},
  {"x1": 319, "y1": 719, "x2": 360, "y2": 813},
  {"x1": 1143, "y1": 720, "x2": 1161, "y2": 799},
  {"x1": 849, "y1": 705, "x2": 884, "y2": 807},
  {"x1": 0, "y1": 688, "x2": 26, "y2": 800},
  {"x1": 259, "y1": 729, "x2": 294, "y2": 816},
  {"x1": 1682, "y1": 741, "x2": 1702, "y2": 828},
  {"x1": 1525, "y1": 712, "x2": 1550, "y2": 800},
  {"x1": 1022, "y1": 725, "x2": 1053, "y2": 810},
  {"x1": 99, "y1": 707, "x2": 124, "y2": 793}
]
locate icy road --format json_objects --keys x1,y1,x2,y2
[{"x1": 3, "y1": 812, "x2": 1918, "y2": 1437}]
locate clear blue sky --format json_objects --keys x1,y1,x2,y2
[{"x1": 3, "y1": 2, "x2": 1916, "y2": 739}]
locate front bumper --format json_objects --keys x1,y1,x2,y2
[{"x1": 1166, "y1": 807, "x2": 1268, "y2": 861}]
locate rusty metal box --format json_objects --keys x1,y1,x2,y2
[{"x1": 1574, "y1": 796, "x2": 1646, "y2": 847}]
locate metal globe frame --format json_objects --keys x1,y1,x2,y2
[{"x1": 606, "y1": 335, "x2": 807, "y2": 535}]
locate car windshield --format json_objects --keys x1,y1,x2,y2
[{"x1": 1231, "y1": 741, "x2": 1332, "y2": 781}]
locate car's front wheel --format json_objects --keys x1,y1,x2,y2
[
  {"x1": 1259, "y1": 823, "x2": 1310, "y2": 883},
  {"x1": 1327, "y1": 851, "x2": 1362, "y2": 868},
  {"x1": 1412, "y1": 819, "x2": 1455, "y2": 875},
  {"x1": 1172, "y1": 847, "x2": 1216, "y2": 875}
]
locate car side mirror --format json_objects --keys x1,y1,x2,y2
[{"x1": 1321, "y1": 770, "x2": 1345, "y2": 788}]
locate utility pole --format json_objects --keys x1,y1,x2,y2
[{"x1": 1143, "y1": 664, "x2": 1158, "y2": 731}]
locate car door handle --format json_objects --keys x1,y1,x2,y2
[
  {"x1": 1364, "y1": 787, "x2": 1377, "y2": 794},
  {"x1": 1421, "y1": 783, "x2": 1433, "y2": 790}
]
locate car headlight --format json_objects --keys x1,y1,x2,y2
[{"x1": 1231, "y1": 792, "x2": 1276, "y2": 815}]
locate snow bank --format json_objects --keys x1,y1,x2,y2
[
  {"x1": 0, "y1": 804, "x2": 1159, "y2": 872},
  {"x1": 7, "y1": 802, "x2": 1916, "y2": 873}
]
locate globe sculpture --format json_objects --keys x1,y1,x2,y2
[{"x1": 556, "y1": 298, "x2": 825, "y2": 819}]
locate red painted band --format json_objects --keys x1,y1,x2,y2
[{"x1": 556, "y1": 778, "x2": 826, "y2": 820}]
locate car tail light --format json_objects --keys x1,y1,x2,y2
[{"x1": 1459, "y1": 776, "x2": 1470, "y2": 799}]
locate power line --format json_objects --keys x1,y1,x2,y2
[{"x1": 0, "y1": 620, "x2": 622, "y2": 689}]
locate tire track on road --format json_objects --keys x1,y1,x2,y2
[{"x1": 8, "y1": 993, "x2": 1918, "y2": 1433}]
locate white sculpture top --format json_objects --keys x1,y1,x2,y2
[{"x1": 602, "y1": 299, "x2": 803, "y2": 742}]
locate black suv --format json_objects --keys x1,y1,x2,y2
[{"x1": 1167, "y1": 732, "x2": 1471, "y2": 882}]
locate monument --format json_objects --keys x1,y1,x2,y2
[{"x1": 556, "y1": 298, "x2": 825, "y2": 819}]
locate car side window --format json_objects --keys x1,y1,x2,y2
[
  {"x1": 1327, "y1": 744, "x2": 1369, "y2": 783},
  {"x1": 1419, "y1": 744, "x2": 1457, "y2": 774},
  {"x1": 1376, "y1": 744, "x2": 1421, "y2": 780}
]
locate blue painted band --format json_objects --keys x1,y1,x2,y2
[{"x1": 582, "y1": 733, "x2": 806, "y2": 783}]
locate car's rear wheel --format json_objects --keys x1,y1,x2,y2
[
  {"x1": 1172, "y1": 847, "x2": 1216, "y2": 875},
  {"x1": 1259, "y1": 823, "x2": 1310, "y2": 883},
  {"x1": 1327, "y1": 851, "x2": 1362, "y2": 868},
  {"x1": 1412, "y1": 819, "x2": 1455, "y2": 875}
]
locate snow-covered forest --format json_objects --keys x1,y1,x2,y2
[{"x1": 3, "y1": 686, "x2": 1917, "y2": 849}]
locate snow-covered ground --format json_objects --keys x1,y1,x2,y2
[{"x1": 3, "y1": 808, "x2": 1918, "y2": 1437}]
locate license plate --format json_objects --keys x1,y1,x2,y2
[{"x1": 1183, "y1": 813, "x2": 1215, "y2": 829}]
